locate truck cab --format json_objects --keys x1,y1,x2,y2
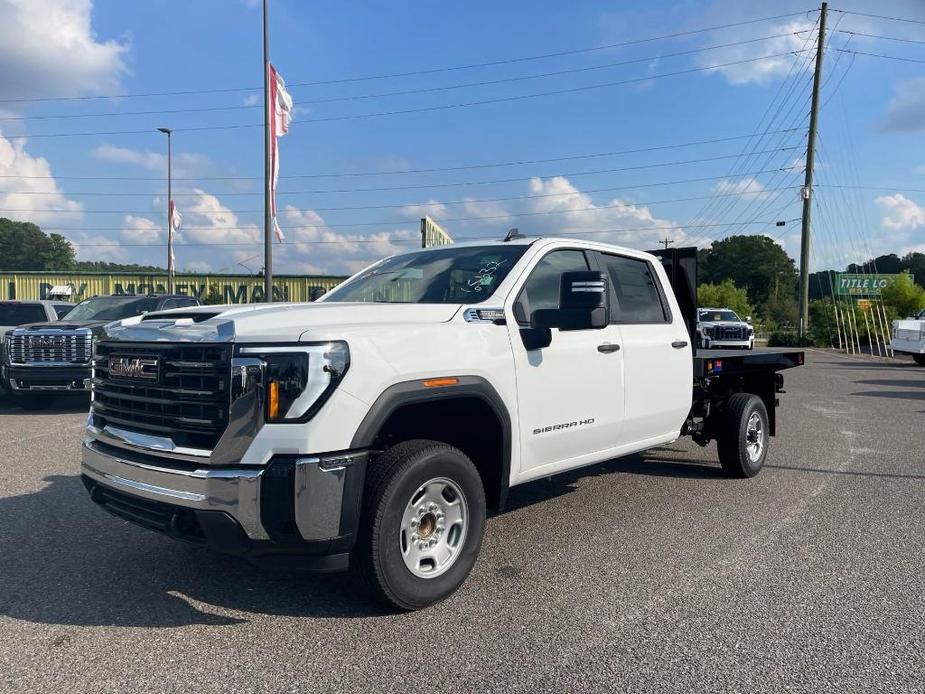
[
  {"x1": 80, "y1": 238, "x2": 801, "y2": 609},
  {"x1": 889, "y1": 307, "x2": 925, "y2": 365}
]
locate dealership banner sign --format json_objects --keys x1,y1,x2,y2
[
  {"x1": 0, "y1": 272, "x2": 346, "y2": 304},
  {"x1": 834, "y1": 273, "x2": 905, "y2": 296}
]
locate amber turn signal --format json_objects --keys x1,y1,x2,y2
[{"x1": 422, "y1": 377, "x2": 459, "y2": 388}]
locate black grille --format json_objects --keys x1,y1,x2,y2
[
  {"x1": 9, "y1": 331, "x2": 93, "y2": 364},
  {"x1": 717, "y1": 326, "x2": 747, "y2": 340},
  {"x1": 91, "y1": 342, "x2": 231, "y2": 450}
]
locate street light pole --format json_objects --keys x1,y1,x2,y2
[{"x1": 157, "y1": 126, "x2": 174, "y2": 293}]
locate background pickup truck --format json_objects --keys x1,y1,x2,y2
[
  {"x1": 80, "y1": 239, "x2": 803, "y2": 610},
  {"x1": 4, "y1": 293, "x2": 199, "y2": 408},
  {"x1": 889, "y1": 308, "x2": 925, "y2": 365}
]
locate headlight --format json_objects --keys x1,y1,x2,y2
[
  {"x1": 238, "y1": 341, "x2": 349, "y2": 422},
  {"x1": 702, "y1": 327, "x2": 713, "y2": 337}
]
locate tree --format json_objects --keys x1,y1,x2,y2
[
  {"x1": 699, "y1": 235, "x2": 798, "y2": 312},
  {"x1": 0, "y1": 218, "x2": 76, "y2": 271},
  {"x1": 880, "y1": 272, "x2": 925, "y2": 319},
  {"x1": 900, "y1": 252, "x2": 925, "y2": 289},
  {"x1": 697, "y1": 279, "x2": 754, "y2": 319}
]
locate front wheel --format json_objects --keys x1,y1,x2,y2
[
  {"x1": 913, "y1": 354, "x2": 925, "y2": 366},
  {"x1": 716, "y1": 393, "x2": 769, "y2": 478},
  {"x1": 356, "y1": 439, "x2": 486, "y2": 611}
]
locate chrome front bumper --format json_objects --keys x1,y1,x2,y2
[{"x1": 81, "y1": 438, "x2": 368, "y2": 559}]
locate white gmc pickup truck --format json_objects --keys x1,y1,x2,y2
[{"x1": 80, "y1": 238, "x2": 803, "y2": 610}]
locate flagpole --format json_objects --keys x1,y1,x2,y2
[
  {"x1": 262, "y1": 0, "x2": 273, "y2": 302},
  {"x1": 157, "y1": 126, "x2": 173, "y2": 293}
]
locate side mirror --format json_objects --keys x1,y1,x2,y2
[
  {"x1": 531, "y1": 271, "x2": 608, "y2": 331},
  {"x1": 746, "y1": 316, "x2": 752, "y2": 323},
  {"x1": 309, "y1": 287, "x2": 326, "y2": 302}
]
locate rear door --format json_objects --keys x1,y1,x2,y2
[{"x1": 594, "y1": 251, "x2": 691, "y2": 446}]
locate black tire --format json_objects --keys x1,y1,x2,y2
[
  {"x1": 716, "y1": 393, "x2": 769, "y2": 478},
  {"x1": 913, "y1": 354, "x2": 925, "y2": 366},
  {"x1": 355, "y1": 439, "x2": 486, "y2": 611}
]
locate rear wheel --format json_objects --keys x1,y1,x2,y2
[
  {"x1": 913, "y1": 354, "x2": 925, "y2": 366},
  {"x1": 356, "y1": 439, "x2": 486, "y2": 611},
  {"x1": 716, "y1": 393, "x2": 768, "y2": 478}
]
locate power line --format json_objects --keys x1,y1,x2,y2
[
  {"x1": 8, "y1": 186, "x2": 797, "y2": 230},
  {"x1": 61, "y1": 220, "x2": 790, "y2": 248},
  {"x1": 0, "y1": 130, "x2": 802, "y2": 181},
  {"x1": 0, "y1": 10, "x2": 816, "y2": 105},
  {"x1": 832, "y1": 48, "x2": 925, "y2": 63},
  {"x1": 18, "y1": 51, "x2": 811, "y2": 138},
  {"x1": 829, "y1": 9, "x2": 925, "y2": 26},
  {"x1": 0, "y1": 148, "x2": 797, "y2": 197},
  {"x1": 0, "y1": 34, "x2": 802, "y2": 123},
  {"x1": 836, "y1": 30, "x2": 925, "y2": 44}
]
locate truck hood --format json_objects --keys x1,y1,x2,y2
[
  {"x1": 697, "y1": 320, "x2": 750, "y2": 329},
  {"x1": 12, "y1": 319, "x2": 110, "y2": 332},
  {"x1": 136, "y1": 302, "x2": 463, "y2": 342}
]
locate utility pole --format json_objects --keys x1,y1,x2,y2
[
  {"x1": 262, "y1": 0, "x2": 273, "y2": 302},
  {"x1": 798, "y1": 2, "x2": 827, "y2": 338},
  {"x1": 157, "y1": 127, "x2": 173, "y2": 293},
  {"x1": 660, "y1": 236, "x2": 675, "y2": 250}
]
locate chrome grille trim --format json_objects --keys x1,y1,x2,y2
[{"x1": 8, "y1": 328, "x2": 93, "y2": 365}]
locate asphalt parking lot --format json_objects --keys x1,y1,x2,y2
[{"x1": 0, "y1": 349, "x2": 922, "y2": 694}]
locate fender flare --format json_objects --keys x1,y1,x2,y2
[{"x1": 350, "y1": 376, "x2": 513, "y2": 509}]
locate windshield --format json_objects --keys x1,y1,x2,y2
[
  {"x1": 700, "y1": 310, "x2": 741, "y2": 322},
  {"x1": 0, "y1": 303, "x2": 47, "y2": 326},
  {"x1": 324, "y1": 245, "x2": 529, "y2": 304},
  {"x1": 63, "y1": 296, "x2": 161, "y2": 321}
]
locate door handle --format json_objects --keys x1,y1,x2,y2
[
  {"x1": 671, "y1": 340, "x2": 688, "y2": 349},
  {"x1": 597, "y1": 343, "x2": 621, "y2": 353}
]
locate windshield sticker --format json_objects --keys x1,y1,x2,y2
[{"x1": 461, "y1": 260, "x2": 507, "y2": 293}]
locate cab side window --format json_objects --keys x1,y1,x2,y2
[
  {"x1": 599, "y1": 254, "x2": 669, "y2": 323},
  {"x1": 514, "y1": 250, "x2": 589, "y2": 325}
]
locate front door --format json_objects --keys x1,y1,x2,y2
[{"x1": 506, "y1": 248, "x2": 625, "y2": 478}]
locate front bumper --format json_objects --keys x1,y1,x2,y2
[
  {"x1": 700, "y1": 337, "x2": 753, "y2": 349},
  {"x1": 81, "y1": 438, "x2": 367, "y2": 571},
  {"x1": 4, "y1": 364, "x2": 91, "y2": 391}
]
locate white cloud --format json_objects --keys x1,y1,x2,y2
[
  {"x1": 882, "y1": 77, "x2": 925, "y2": 133},
  {"x1": 0, "y1": 132, "x2": 82, "y2": 224},
  {"x1": 517, "y1": 176, "x2": 686, "y2": 248},
  {"x1": 0, "y1": 0, "x2": 129, "y2": 101},
  {"x1": 120, "y1": 215, "x2": 161, "y2": 245},
  {"x1": 71, "y1": 232, "x2": 127, "y2": 262},
  {"x1": 713, "y1": 176, "x2": 772, "y2": 200},
  {"x1": 399, "y1": 200, "x2": 450, "y2": 220},
  {"x1": 282, "y1": 205, "x2": 419, "y2": 275},
  {"x1": 243, "y1": 93, "x2": 261, "y2": 106},
  {"x1": 91, "y1": 144, "x2": 211, "y2": 177},
  {"x1": 875, "y1": 193, "x2": 925, "y2": 232},
  {"x1": 696, "y1": 18, "x2": 817, "y2": 85}
]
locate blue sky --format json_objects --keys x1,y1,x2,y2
[{"x1": 0, "y1": 0, "x2": 924, "y2": 276}]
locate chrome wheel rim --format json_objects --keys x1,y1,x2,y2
[
  {"x1": 399, "y1": 477, "x2": 468, "y2": 579},
  {"x1": 745, "y1": 411, "x2": 764, "y2": 463}
]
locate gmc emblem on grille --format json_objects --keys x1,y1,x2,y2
[{"x1": 108, "y1": 356, "x2": 159, "y2": 380}]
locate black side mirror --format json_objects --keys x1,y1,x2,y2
[
  {"x1": 309, "y1": 287, "x2": 326, "y2": 302},
  {"x1": 530, "y1": 270, "x2": 608, "y2": 331}
]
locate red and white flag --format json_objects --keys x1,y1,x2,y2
[
  {"x1": 269, "y1": 63, "x2": 293, "y2": 243},
  {"x1": 168, "y1": 199, "x2": 182, "y2": 266}
]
